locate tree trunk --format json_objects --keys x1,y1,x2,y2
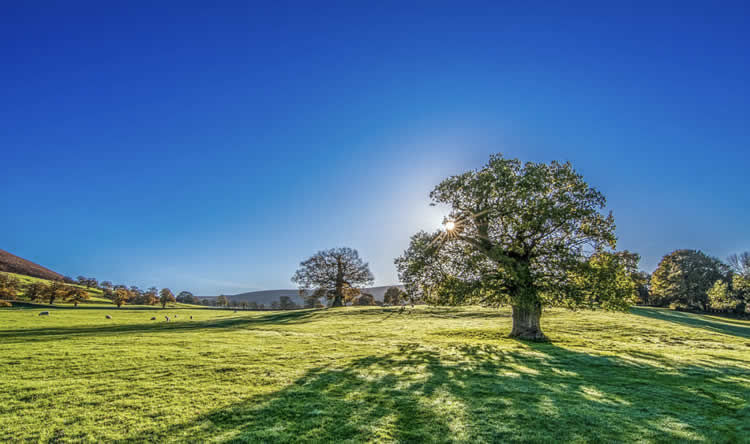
[
  {"x1": 331, "y1": 259, "x2": 345, "y2": 307},
  {"x1": 510, "y1": 303, "x2": 546, "y2": 340}
]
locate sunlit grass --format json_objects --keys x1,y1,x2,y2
[{"x1": 0, "y1": 306, "x2": 748, "y2": 442}]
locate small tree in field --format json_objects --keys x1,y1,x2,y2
[
  {"x1": 353, "y1": 293, "x2": 377, "y2": 306},
  {"x1": 65, "y1": 287, "x2": 90, "y2": 307},
  {"x1": 44, "y1": 281, "x2": 71, "y2": 305},
  {"x1": 177, "y1": 291, "x2": 195, "y2": 304},
  {"x1": 396, "y1": 154, "x2": 633, "y2": 340},
  {"x1": 112, "y1": 288, "x2": 130, "y2": 308},
  {"x1": 160, "y1": 288, "x2": 176, "y2": 308},
  {"x1": 144, "y1": 288, "x2": 158, "y2": 305},
  {"x1": 25, "y1": 281, "x2": 47, "y2": 302},
  {"x1": 383, "y1": 287, "x2": 404, "y2": 305},
  {"x1": 0, "y1": 274, "x2": 21, "y2": 300},
  {"x1": 217, "y1": 295, "x2": 229, "y2": 307},
  {"x1": 292, "y1": 247, "x2": 374, "y2": 307},
  {"x1": 128, "y1": 286, "x2": 145, "y2": 304}
]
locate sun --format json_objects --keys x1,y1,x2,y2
[{"x1": 444, "y1": 220, "x2": 456, "y2": 231}]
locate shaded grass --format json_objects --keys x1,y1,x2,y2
[
  {"x1": 1, "y1": 306, "x2": 748, "y2": 442},
  {"x1": 630, "y1": 306, "x2": 750, "y2": 338}
]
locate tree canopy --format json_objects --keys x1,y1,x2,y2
[
  {"x1": 396, "y1": 154, "x2": 635, "y2": 340},
  {"x1": 0, "y1": 274, "x2": 21, "y2": 300},
  {"x1": 650, "y1": 249, "x2": 726, "y2": 311},
  {"x1": 65, "y1": 287, "x2": 90, "y2": 307},
  {"x1": 159, "y1": 288, "x2": 176, "y2": 308},
  {"x1": 383, "y1": 286, "x2": 404, "y2": 305},
  {"x1": 292, "y1": 247, "x2": 374, "y2": 307},
  {"x1": 112, "y1": 288, "x2": 130, "y2": 308}
]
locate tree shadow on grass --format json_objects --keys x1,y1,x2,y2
[
  {"x1": 0, "y1": 310, "x2": 319, "y2": 344},
  {"x1": 119, "y1": 341, "x2": 749, "y2": 443},
  {"x1": 630, "y1": 307, "x2": 750, "y2": 339}
]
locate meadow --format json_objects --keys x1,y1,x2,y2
[{"x1": 1, "y1": 306, "x2": 748, "y2": 443}]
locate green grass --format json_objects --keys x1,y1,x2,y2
[{"x1": 1, "y1": 306, "x2": 748, "y2": 443}]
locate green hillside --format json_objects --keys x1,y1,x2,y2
[
  {"x1": 0, "y1": 306, "x2": 747, "y2": 442},
  {"x1": 0, "y1": 271, "x2": 111, "y2": 304},
  {"x1": 0, "y1": 272, "x2": 200, "y2": 308}
]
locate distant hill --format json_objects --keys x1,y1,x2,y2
[
  {"x1": 0, "y1": 249, "x2": 63, "y2": 281},
  {"x1": 201, "y1": 285, "x2": 405, "y2": 306}
]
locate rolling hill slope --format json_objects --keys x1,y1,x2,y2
[{"x1": 0, "y1": 249, "x2": 63, "y2": 281}]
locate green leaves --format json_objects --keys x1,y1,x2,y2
[
  {"x1": 292, "y1": 248, "x2": 374, "y2": 307},
  {"x1": 650, "y1": 250, "x2": 726, "y2": 311},
  {"x1": 397, "y1": 153, "x2": 633, "y2": 312}
]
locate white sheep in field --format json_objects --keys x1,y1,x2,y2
[
  {"x1": 105, "y1": 315, "x2": 112, "y2": 319},
  {"x1": 38, "y1": 311, "x2": 49, "y2": 316}
]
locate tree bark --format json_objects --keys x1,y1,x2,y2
[
  {"x1": 331, "y1": 258, "x2": 345, "y2": 307},
  {"x1": 510, "y1": 303, "x2": 546, "y2": 340}
]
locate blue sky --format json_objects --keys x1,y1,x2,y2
[{"x1": 1, "y1": 2, "x2": 748, "y2": 295}]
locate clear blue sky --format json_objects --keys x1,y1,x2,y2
[{"x1": 2, "y1": 1, "x2": 748, "y2": 295}]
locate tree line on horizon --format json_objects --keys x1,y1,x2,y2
[{"x1": 0, "y1": 275, "x2": 196, "y2": 309}]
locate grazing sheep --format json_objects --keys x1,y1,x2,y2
[
  {"x1": 105, "y1": 315, "x2": 112, "y2": 319},
  {"x1": 165, "y1": 316, "x2": 170, "y2": 322},
  {"x1": 190, "y1": 315, "x2": 193, "y2": 320},
  {"x1": 150, "y1": 317, "x2": 156, "y2": 320},
  {"x1": 38, "y1": 311, "x2": 49, "y2": 316},
  {"x1": 174, "y1": 314, "x2": 177, "y2": 318}
]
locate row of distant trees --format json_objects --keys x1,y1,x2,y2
[
  {"x1": 0, "y1": 275, "x2": 90, "y2": 306},
  {"x1": 197, "y1": 286, "x2": 408, "y2": 311},
  {"x1": 0, "y1": 274, "x2": 200, "y2": 309},
  {"x1": 638, "y1": 250, "x2": 749, "y2": 314}
]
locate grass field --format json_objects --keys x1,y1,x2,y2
[{"x1": 1, "y1": 306, "x2": 748, "y2": 443}]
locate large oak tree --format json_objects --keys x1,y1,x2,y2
[
  {"x1": 396, "y1": 154, "x2": 635, "y2": 340},
  {"x1": 292, "y1": 247, "x2": 374, "y2": 307}
]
